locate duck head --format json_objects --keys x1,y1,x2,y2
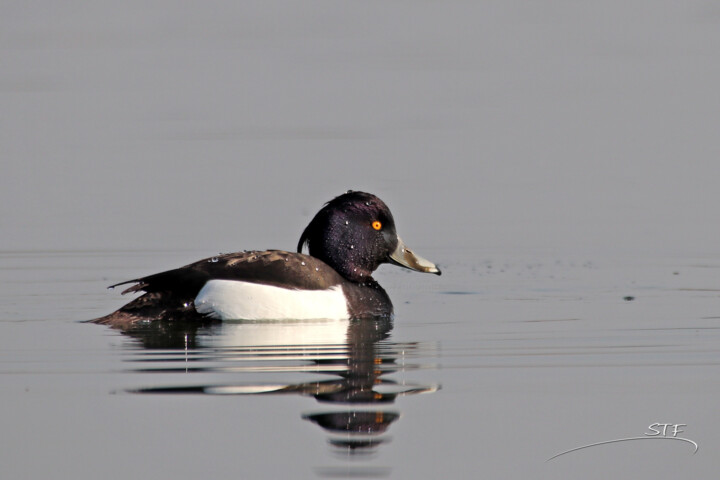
[{"x1": 297, "y1": 191, "x2": 441, "y2": 282}]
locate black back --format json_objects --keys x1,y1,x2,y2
[{"x1": 112, "y1": 250, "x2": 346, "y2": 297}]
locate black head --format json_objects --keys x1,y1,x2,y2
[{"x1": 297, "y1": 191, "x2": 441, "y2": 282}]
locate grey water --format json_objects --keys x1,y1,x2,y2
[{"x1": 3, "y1": 1, "x2": 720, "y2": 478}]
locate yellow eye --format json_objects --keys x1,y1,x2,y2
[{"x1": 372, "y1": 221, "x2": 382, "y2": 230}]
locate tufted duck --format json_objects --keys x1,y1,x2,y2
[{"x1": 93, "y1": 191, "x2": 440, "y2": 326}]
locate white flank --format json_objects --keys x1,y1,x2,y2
[{"x1": 194, "y1": 280, "x2": 349, "y2": 321}]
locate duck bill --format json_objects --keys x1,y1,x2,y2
[{"x1": 388, "y1": 237, "x2": 441, "y2": 275}]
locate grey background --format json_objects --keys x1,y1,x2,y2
[{"x1": 3, "y1": 1, "x2": 720, "y2": 256}]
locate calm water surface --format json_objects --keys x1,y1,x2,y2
[
  {"x1": 2, "y1": 248, "x2": 719, "y2": 478},
  {"x1": 3, "y1": 1, "x2": 720, "y2": 478}
]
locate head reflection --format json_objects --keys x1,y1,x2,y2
[{"x1": 117, "y1": 317, "x2": 438, "y2": 456}]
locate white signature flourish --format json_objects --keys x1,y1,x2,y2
[{"x1": 547, "y1": 423, "x2": 699, "y2": 462}]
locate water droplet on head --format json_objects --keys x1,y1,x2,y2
[
  {"x1": 315, "y1": 267, "x2": 319, "y2": 271},
  {"x1": 350, "y1": 245, "x2": 354, "y2": 249},
  {"x1": 301, "y1": 261, "x2": 306, "y2": 266},
  {"x1": 345, "y1": 220, "x2": 349, "y2": 225}
]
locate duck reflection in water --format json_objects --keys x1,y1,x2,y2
[{"x1": 116, "y1": 316, "x2": 438, "y2": 455}]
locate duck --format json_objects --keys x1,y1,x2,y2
[{"x1": 92, "y1": 191, "x2": 441, "y2": 327}]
